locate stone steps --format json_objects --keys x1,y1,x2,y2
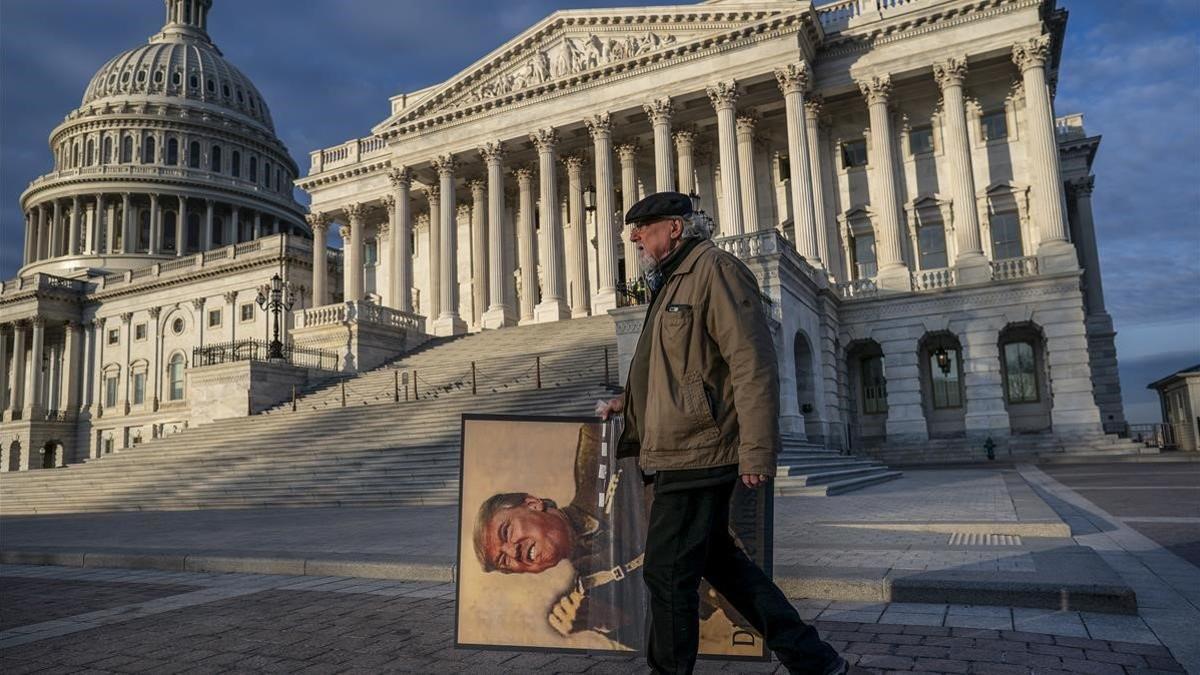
[{"x1": 775, "y1": 470, "x2": 904, "y2": 496}]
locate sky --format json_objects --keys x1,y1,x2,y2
[{"x1": 1, "y1": 0, "x2": 1197, "y2": 422}]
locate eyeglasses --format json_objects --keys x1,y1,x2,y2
[{"x1": 628, "y1": 218, "x2": 675, "y2": 232}]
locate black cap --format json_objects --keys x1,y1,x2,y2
[{"x1": 624, "y1": 191, "x2": 693, "y2": 225}]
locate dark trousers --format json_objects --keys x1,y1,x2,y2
[{"x1": 643, "y1": 477, "x2": 839, "y2": 675}]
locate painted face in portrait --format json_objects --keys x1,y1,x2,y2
[{"x1": 482, "y1": 494, "x2": 575, "y2": 574}]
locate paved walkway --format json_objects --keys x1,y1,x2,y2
[{"x1": 0, "y1": 564, "x2": 1186, "y2": 674}]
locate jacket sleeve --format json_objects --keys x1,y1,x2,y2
[{"x1": 704, "y1": 255, "x2": 780, "y2": 476}]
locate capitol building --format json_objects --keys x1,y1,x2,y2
[{"x1": 0, "y1": 0, "x2": 1130, "y2": 477}]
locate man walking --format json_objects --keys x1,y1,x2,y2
[{"x1": 599, "y1": 192, "x2": 847, "y2": 674}]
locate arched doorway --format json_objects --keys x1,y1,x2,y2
[
  {"x1": 919, "y1": 332, "x2": 966, "y2": 438},
  {"x1": 41, "y1": 441, "x2": 59, "y2": 469},
  {"x1": 7, "y1": 440, "x2": 22, "y2": 471},
  {"x1": 999, "y1": 323, "x2": 1052, "y2": 433},
  {"x1": 794, "y1": 331, "x2": 818, "y2": 440},
  {"x1": 846, "y1": 339, "x2": 887, "y2": 447}
]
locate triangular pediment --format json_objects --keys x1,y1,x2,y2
[{"x1": 373, "y1": 3, "x2": 817, "y2": 135}]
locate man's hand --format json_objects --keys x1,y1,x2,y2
[
  {"x1": 741, "y1": 474, "x2": 769, "y2": 489},
  {"x1": 548, "y1": 579, "x2": 586, "y2": 636},
  {"x1": 595, "y1": 396, "x2": 624, "y2": 420}
]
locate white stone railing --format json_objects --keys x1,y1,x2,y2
[
  {"x1": 715, "y1": 229, "x2": 823, "y2": 284},
  {"x1": 1055, "y1": 113, "x2": 1086, "y2": 140},
  {"x1": 911, "y1": 267, "x2": 956, "y2": 291},
  {"x1": 23, "y1": 165, "x2": 297, "y2": 208},
  {"x1": 298, "y1": 300, "x2": 426, "y2": 334},
  {"x1": 816, "y1": 0, "x2": 920, "y2": 33},
  {"x1": 990, "y1": 256, "x2": 1039, "y2": 281},
  {"x1": 0, "y1": 273, "x2": 87, "y2": 297},
  {"x1": 835, "y1": 278, "x2": 878, "y2": 299},
  {"x1": 309, "y1": 135, "x2": 391, "y2": 173}
]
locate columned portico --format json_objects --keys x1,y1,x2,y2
[
  {"x1": 531, "y1": 129, "x2": 569, "y2": 322},
  {"x1": 514, "y1": 167, "x2": 538, "y2": 324},
  {"x1": 389, "y1": 167, "x2": 414, "y2": 314},
  {"x1": 933, "y1": 56, "x2": 989, "y2": 283},
  {"x1": 432, "y1": 155, "x2": 467, "y2": 335},
  {"x1": 775, "y1": 62, "x2": 820, "y2": 266},
  {"x1": 344, "y1": 203, "x2": 366, "y2": 302},
  {"x1": 563, "y1": 155, "x2": 590, "y2": 318},
  {"x1": 707, "y1": 81, "x2": 744, "y2": 237},
  {"x1": 857, "y1": 74, "x2": 911, "y2": 291},
  {"x1": 615, "y1": 142, "x2": 641, "y2": 285},
  {"x1": 587, "y1": 115, "x2": 619, "y2": 313},
  {"x1": 644, "y1": 97, "x2": 675, "y2": 192}
]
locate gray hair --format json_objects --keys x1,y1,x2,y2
[
  {"x1": 677, "y1": 212, "x2": 715, "y2": 241},
  {"x1": 473, "y1": 491, "x2": 528, "y2": 573}
]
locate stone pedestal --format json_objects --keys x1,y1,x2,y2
[
  {"x1": 187, "y1": 360, "x2": 313, "y2": 427},
  {"x1": 609, "y1": 305, "x2": 647, "y2": 386},
  {"x1": 293, "y1": 301, "x2": 431, "y2": 373}
]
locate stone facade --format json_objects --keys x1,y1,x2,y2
[{"x1": 300, "y1": 0, "x2": 1125, "y2": 455}]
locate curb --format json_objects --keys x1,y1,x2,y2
[{"x1": 2, "y1": 546, "x2": 1135, "y2": 615}]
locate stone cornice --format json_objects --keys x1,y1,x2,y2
[{"x1": 297, "y1": 158, "x2": 393, "y2": 191}]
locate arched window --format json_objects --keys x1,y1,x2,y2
[
  {"x1": 143, "y1": 136, "x2": 156, "y2": 164},
  {"x1": 102, "y1": 136, "x2": 113, "y2": 164},
  {"x1": 121, "y1": 135, "x2": 133, "y2": 163},
  {"x1": 139, "y1": 210, "x2": 151, "y2": 251},
  {"x1": 163, "y1": 211, "x2": 177, "y2": 250},
  {"x1": 249, "y1": 156, "x2": 257, "y2": 182},
  {"x1": 166, "y1": 138, "x2": 178, "y2": 165},
  {"x1": 86, "y1": 139, "x2": 95, "y2": 166},
  {"x1": 231, "y1": 150, "x2": 241, "y2": 177},
  {"x1": 188, "y1": 141, "x2": 201, "y2": 168},
  {"x1": 210, "y1": 145, "x2": 222, "y2": 172},
  {"x1": 277, "y1": 168, "x2": 283, "y2": 192},
  {"x1": 264, "y1": 160, "x2": 272, "y2": 188},
  {"x1": 72, "y1": 142, "x2": 80, "y2": 168},
  {"x1": 168, "y1": 354, "x2": 185, "y2": 401}
]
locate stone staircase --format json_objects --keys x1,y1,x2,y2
[
  {"x1": 0, "y1": 315, "x2": 899, "y2": 515},
  {"x1": 857, "y1": 431, "x2": 1159, "y2": 466}
]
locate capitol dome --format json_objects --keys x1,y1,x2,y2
[{"x1": 17, "y1": 0, "x2": 308, "y2": 278}]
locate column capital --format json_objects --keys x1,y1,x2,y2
[
  {"x1": 147, "y1": 306, "x2": 162, "y2": 319},
  {"x1": 468, "y1": 179, "x2": 487, "y2": 197},
  {"x1": 615, "y1": 142, "x2": 640, "y2": 164},
  {"x1": 512, "y1": 165, "x2": 535, "y2": 183},
  {"x1": 803, "y1": 93, "x2": 825, "y2": 120},
  {"x1": 31, "y1": 316, "x2": 46, "y2": 328},
  {"x1": 432, "y1": 154, "x2": 459, "y2": 176},
  {"x1": 381, "y1": 194, "x2": 396, "y2": 210},
  {"x1": 672, "y1": 125, "x2": 697, "y2": 147},
  {"x1": 222, "y1": 290, "x2": 238, "y2": 304},
  {"x1": 345, "y1": 202, "x2": 366, "y2": 221},
  {"x1": 377, "y1": 222, "x2": 391, "y2": 238},
  {"x1": 422, "y1": 185, "x2": 440, "y2": 202},
  {"x1": 305, "y1": 212, "x2": 329, "y2": 230},
  {"x1": 530, "y1": 128, "x2": 559, "y2": 153},
  {"x1": 1067, "y1": 175, "x2": 1095, "y2": 197},
  {"x1": 1012, "y1": 35, "x2": 1051, "y2": 72},
  {"x1": 478, "y1": 142, "x2": 505, "y2": 164},
  {"x1": 585, "y1": 113, "x2": 612, "y2": 138},
  {"x1": 388, "y1": 166, "x2": 413, "y2": 188},
  {"x1": 456, "y1": 202, "x2": 472, "y2": 221},
  {"x1": 735, "y1": 110, "x2": 759, "y2": 133},
  {"x1": 338, "y1": 224, "x2": 351, "y2": 241},
  {"x1": 193, "y1": 297, "x2": 207, "y2": 310},
  {"x1": 773, "y1": 61, "x2": 812, "y2": 96},
  {"x1": 642, "y1": 97, "x2": 674, "y2": 123},
  {"x1": 561, "y1": 154, "x2": 586, "y2": 173},
  {"x1": 120, "y1": 312, "x2": 132, "y2": 325},
  {"x1": 933, "y1": 56, "x2": 969, "y2": 90},
  {"x1": 856, "y1": 74, "x2": 893, "y2": 106},
  {"x1": 706, "y1": 80, "x2": 739, "y2": 110}
]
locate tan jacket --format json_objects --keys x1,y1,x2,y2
[{"x1": 626, "y1": 239, "x2": 780, "y2": 476}]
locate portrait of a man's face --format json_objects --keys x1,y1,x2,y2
[{"x1": 456, "y1": 414, "x2": 770, "y2": 658}]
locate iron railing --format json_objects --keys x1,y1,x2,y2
[
  {"x1": 1128, "y1": 423, "x2": 1175, "y2": 449},
  {"x1": 193, "y1": 339, "x2": 339, "y2": 371}
]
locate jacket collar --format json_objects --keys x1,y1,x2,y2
[{"x1": 668, "y1": 238, "x2": 713, "y2": 278}]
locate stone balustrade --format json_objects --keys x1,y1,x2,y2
[
  {"x1": 298, "y1": 300, "x2": 426, "y2": 334},
  {"x1": 816, "y1": 0, "x2": 919, "y2": 32},
  {"x1": 990, "y1": 256, "x2": 1039, "y2": 281},
  {"x1": 0, "y1": 273, "x2": 87, "y2": 297},
  {"x1": 835, "y1": 278, "x2": 879, "y2": 299},
  {"x1": 23, "y1": 165, "x2": 296, "y2": 208},
  {"x1": 309, "y1": 136, "x2": 391, "y2": 174},
  {"x1": 911, "y1": 267, "x2": 956, "y2": 291}
]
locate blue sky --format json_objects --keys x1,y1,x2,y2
[{"x1": 1, "y1": 0, "x2": 1197, "y2": 422}]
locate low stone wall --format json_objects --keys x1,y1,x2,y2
[{"x1": 187, "y1": 360, "x2": 316, "y2": 426}]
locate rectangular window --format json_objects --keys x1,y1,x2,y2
[
  {"x1": 104, "y1": 376, "x2": 118, "y2": 408},
  {"x1": 1003, "y1": 341, "x2": 1039, "y2": 404},
  {"x1": 918, "y1": 225, "x2": 949, "y2": 270},
  {"x1": 841, "y1": 139, "x2": 868, "y2": 168},
  {"x1": 981, "y1": 110, "x2": 1008, "y2": 141},
  {"x1": 776, "y1": 155, "x2": 791, "y2": 180},
  {"x1": 861, "y1": 356, "x2": 888, "y2": 414},
  {"x1": 364, "y1": 241, "x2": 378, "y2": 267},
  {"x1": 910, "y1": 126, "x2": 934, "y2": 155},
  {"x1": 103, "y1": 437, "x2": 114, "y2": 455},
  {"x1": 930, "y1": 350, "x2": 962, "y2": 409},
  {"x1": 853, "y1": 234, "x2": 878, "y2": 279},
  {"x1": 169, "y1": 359, "x2": 185, "y2": 401},
  {"x1": 134, "y1": 323, "x2": 147, "y2": 341},
  {"x1": 107, "y1": 328, "x2": 119, "y2": 346},
  {"x1": 991, "y1": 212, "x2": 1023, "y2": 260},
  {"x1": 132, "y1": 372, "x2": 145, "y2": 406},
  {"x1": 240, "y1": 303, "x2": 254, "y2": 322},
  {"x1": 208, "y1": 308, "x2": 222, "y2": 328}
]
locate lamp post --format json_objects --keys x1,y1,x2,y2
[{"x1": 256, "y1": 272, "x2": 295, "y2": 361}]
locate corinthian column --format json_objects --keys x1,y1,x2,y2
[
  {"x1": 514, "y1": 167, "x2": 538, "y2": 324},
  {"x1": 933, "y1": 56, "x2": 989, "y2": 282},
  {"x1": 775, "y1": 62, "x2": 820, "y2": 264},
  {"x1": 563, "y1": 154, "x2": 590, "y2": 318},
  {"x1": 424, "y1": 186, "x2": 441, "y2": 319},
  {"x1": 586, "y1": 114, "x2": 619, "y2": 312},
  {"x1": 673, "y1": 127, "x2": 697, "y2": 196},
  {"x1": 388, "y1": 167, "x2": 414, "y2": 312},
  {"x1": 468, "y1": 179, "x2": 488, "y2": 328},
  {"x1": 735, "y1": 111, "x2": 761, "y2": 233},
  {"x1": 432, "y1": 155, "x2": 466, "y2": 335},
  {"x1": 615, "y1": 142, "x2": 641, "y2": 284},
  {"x1": 305, "y1": 213, "x2": 329, "y2": 306},
  {"x1": 857, "y1": 74, "x2": 910, "y2": 290},
  {"x1": 707, "y1": 81, "x2": 745, "y2": 236},
  {"x1": 344, "y1": 203, "x2": 365, "y2": 302},
  {"x1": 119, "y1": 193, "x2": 131, "y2": 254},
  {"x1": 1014, "y1": 35, "x2": 1077, "y2": 272},
  {"x1": 378, "y1": 198, "x2": 395, "y2": 308},
  {"x1": 480, "y1": 144, "x2": 515, "y2": 328},
  {"x1": 68, "y1": 197, "x2": 81, "y2": 256},
  {"x1": 531, "y1": 128, "x2": 569, "y2": 322},
  {"x1": 644, "y1": 97, "x2": 675, "y2": 192}
]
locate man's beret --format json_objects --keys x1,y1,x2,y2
[{"x1": 624, "y1": 191, "x2": 693, "y2": 224}]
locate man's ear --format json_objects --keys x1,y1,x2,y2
[{"x1": 522, "y1": 494, "x2": 545, "y2": 511}]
